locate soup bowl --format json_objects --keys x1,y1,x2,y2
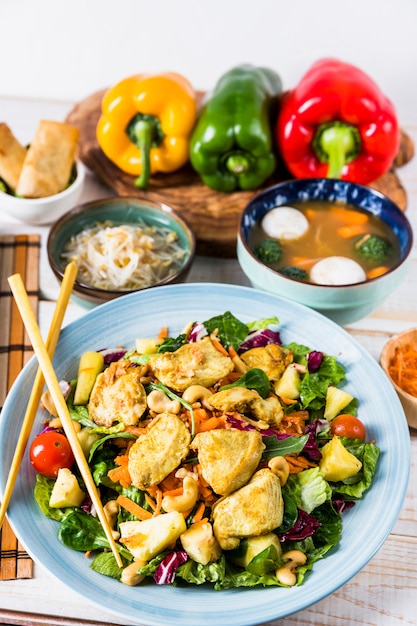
[{"x1": 237, "y1": 178, "x2": 413, "y2": 325}]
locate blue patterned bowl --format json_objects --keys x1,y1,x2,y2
[{"x1": 237, "y1": 178, "x2": 413, "y2": 325}]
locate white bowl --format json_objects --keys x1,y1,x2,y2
[{"x1": 0, "y1": 160, "x2": 86, "y2": 225}]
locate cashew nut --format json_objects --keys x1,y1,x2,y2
[
  {"x1": 182, "y1": 385, "x2": 213, "y2": 409},
  {"x1": 162, "y1": 475, "x2": 199, "y2": 513},
  {"x1": 175, "y1": 467, "x2": 198, "y2": 481},
  {"x1": 41, "y1": 389, "x2": 59, "y2": 417},
  {"x1": 121, "y1": 559, "x2": 147, "y2": 586},
  {"x1": 104, "y1": 500, "x2": 120, "y2": 540},
  {"x1": 276, "y1": 550, "x2": 307, "y2": 586},
  {"x1": 147, "y1": 389, "x2": 181, "y2": 414},
  {"x1": 268, "y1": 456, "x2": 290, "y2": 486}
]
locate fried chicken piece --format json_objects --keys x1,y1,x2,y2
[
  {"x1": 191, "y1": 429, "x2": 265, "y2": 496},
  {"x1": 88, "y1": 363, "x2": 147, "y2": 428},
  {"x1": 128, "y1": 413, "x2": 191, "y2": 489},
  {"x1": 240, "y1": 344, "x2": 292, "y2": 381},
  {"x1": 212, "y1": 468, "x2": 284, "y2": 550},
  {"x1": 208, "y1": 387, "x2": 284, "y2": 426},
  {"x1": 150, "y1": 337, "x2": 234, "y2": 392}
]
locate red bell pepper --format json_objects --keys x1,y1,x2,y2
[{"x1": 276, "y1": 58, "x2": 400, "y2": 184}]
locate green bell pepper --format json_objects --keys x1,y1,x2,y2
[{"x1": 190, "y1": 64, "x2": 282, "y2": 192}]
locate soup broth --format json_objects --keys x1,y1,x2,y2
[{"x1": 249, "y1": 200, "x2": 401, "y2": 284}]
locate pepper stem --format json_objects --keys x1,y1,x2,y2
[
  {"x1": 313, "y1": 122, "x2": 361, "y2": 179},
  {"x1": 224, "y1": 153, "x2": 250, "y2": 175},
  {"x1": 126, "y1": 113, "x2": 164, "y2": 189},
  {"x1": 131, "y1": 120, "x2": 152, "y2": 189}
]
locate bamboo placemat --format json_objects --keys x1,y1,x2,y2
[{"x1": 0, "y1": 233, "x2": 40, "y2": 580}]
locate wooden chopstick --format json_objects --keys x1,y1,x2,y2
[
  {"x1": 7, "y1": 273, "x2": 124, "y2": 568},
  {"x1": 23, "y1": 234, "x2": 41, "y2": 367},
  {"x1": 7, "y1": 235, "x2": 27, "y2": 390},
  {"x1": 0, "y1": 262, "x2": 78, "y2": 532}
]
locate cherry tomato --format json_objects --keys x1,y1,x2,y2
[
  {"x1": 29, "y1": 431, "x2": 75, "y2": 478},
  {"x1": 330, "y1": 414, "x2": 366, "y2": 440}
]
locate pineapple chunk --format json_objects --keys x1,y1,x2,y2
[
  {"x1": 135, "y1": 337, "x2": 160, "y2": 355},
  {"x1": 231, "y1": 533, "x2": 282, "y2": 568},
  {"x1": 49, "y1": 468, "x2": 86, "y2": 508},
  {"x1": 119, "y1": 511, "x2": 186, "y2": 561},
  {"x1": 180, "y1": 521, "x2": 222, "y2": 565},
  {"x1": 77, "y1": 426, "x2": 101, "y2": 457},
  {"x1": 73, "y1": 351, "x2": 104, "y2": 406},
  {"x1": 324, "y1": 386, "x2": 353, "y2": 421},
  {"x1": 274, "y1": 364, "x2": 301, "y2": 400},
  {"x1": 319, "y1": 436, "x2": 362, "y2": 482}
]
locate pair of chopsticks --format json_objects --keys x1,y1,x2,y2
[{"x1": 1, "y1": 264, "x2": 123, "y2": 568}]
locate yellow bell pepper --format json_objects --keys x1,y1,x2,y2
[{"x1": 96, "y1": 72, "x2": 198, "y2": 189}]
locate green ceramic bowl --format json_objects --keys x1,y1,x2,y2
[
  {"x1": 47, "y1": 196, "x2": 196, "y2": 306},
  {"x1": 237, "y1": 178, "x2": 413, "y2": 325}
]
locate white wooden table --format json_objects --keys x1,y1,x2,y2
[{"x1": 1, "y1": 97, "x2": 417, "y2": 626}]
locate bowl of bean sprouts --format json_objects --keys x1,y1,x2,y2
[{"x1": 47, "y1": 196, "x2": 196, "y2": 305}]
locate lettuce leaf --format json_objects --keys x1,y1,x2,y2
[
  {"x1": 34, "y1": 474, "x2": 67, "y2": 521},
  {"x1": 285, "y1": 467, "x2": 332, "y2": 513},
  {"x1": 203, "y1": 311, "x2": 249, "y2": 349}
]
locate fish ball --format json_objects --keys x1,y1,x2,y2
[
  {"x1": 261, "y1": 207, "x2": 309, "y2": 241},
  {"x1": 310, "y1": 257, "x2": 366, "y2": 285}
]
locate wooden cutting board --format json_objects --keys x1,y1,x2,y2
[{"x1": 66, "y1": 89, "x2": 414, "y2": 257}]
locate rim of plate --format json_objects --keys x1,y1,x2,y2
[{"x1": 0, "y1": 283, "x2": 410, "y2": 626}]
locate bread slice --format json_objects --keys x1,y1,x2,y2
[
  {"x1": 16, "y1": 120, "x2": 79, "y2": 198},
  {"x1": 0, "y1": 123, "x2": 27, "y2": 190}
]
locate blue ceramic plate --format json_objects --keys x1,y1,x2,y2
[{"x1": 0, "y1": 284, "x2": 410, "y2": 626}]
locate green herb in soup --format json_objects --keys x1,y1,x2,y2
[{"x1": 249, "y1": 201, "x2": 401, "y2": 285}]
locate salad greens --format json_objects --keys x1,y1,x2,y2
[{"x1": 32, "y1": 311, "x2": 379, "y2": 591}]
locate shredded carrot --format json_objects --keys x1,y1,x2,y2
[
  {"x1": 388, "y1": 342, "x2": 417, "y2": 397},
  {"x1": 116, "y1": 494, "x2": 153, "y2": 520},
  {"x1": 191, "y1": 501, "x2": 206, "y2": 523},
  {"x1": 280, "y1": 410, "x2": 309, "y2": 435},
  {"x1": 289, "y1": 256, "x2": 319, "y2": 270},
  {"x1": 144, "y1": 493, "x2": 157, "y2": 511},
  {"x1": 285, "y1": 454, "x2": 317, "y2": 474},
  {"x1": 367, "y1": 266, "x2": 389, "y2": 280},
  {"x1": 193, "y1": 407, "x2": 209, "y2": 423},
  {"x1": 228, "y1": 346, "x2": 238, "y2": 358},
  {"x1": 211, "y1": 337, "x2": 229, "y2": 357},
  {"x1": 124, "y1": 425, "x2": 147, "y2": 437},
  {"x1": 304, "y1": 208, "x2": 319, "y2": 221},
  {"x1": 161, "y1": 486, "x2": 183, "y2": 498},
  {"x1": 197, "y1": 416, "x2": 224, "y2": 432},
  {"x1": 332, "y1": 207, "x2": 369, "y2": 224},
  {"x1": 160, "y1": 472, "x2": 181, "y2": 492},
  {"x1": 154, "y1": 488, "x2": 163, "y2": 515},
  {"x1": 107, "y1": 454, "x2": 132, "y2": 488},
  {"x1": 337, "y1": 224, "x2": 368, "y2": 239},
  {"x1": 181, "y1": 507, "x2": 195, "y2": 520},
  {"x1": 280, "y1": 396, "x2": 299, "y2": 405},
  {"x1": 158, "y1": 326, "x2": 169, "y2": 341},
  {"x1": 191, "y1": 517, "x2": 209, "y2": 527}
]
